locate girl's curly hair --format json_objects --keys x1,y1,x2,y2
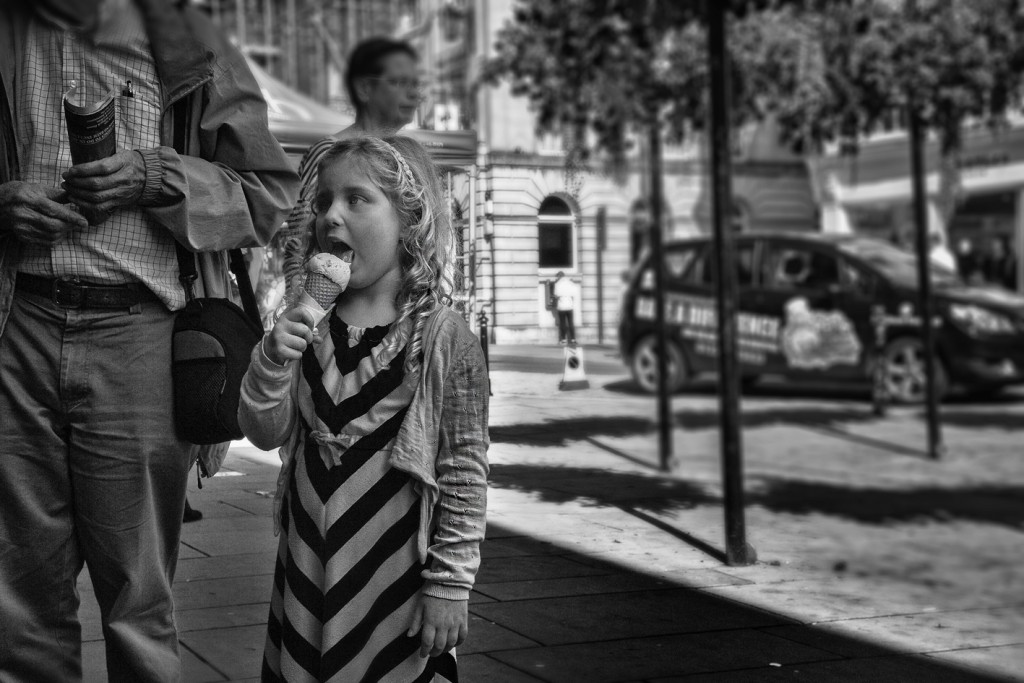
[{"x1": 294, "y1": 134, "x2": 455, "y2": 374}]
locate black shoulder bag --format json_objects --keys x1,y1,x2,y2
[
  {"x1": 172, "y1": 246, "x2": 264, "y2": 445},
  {"x1": 168, "y1": 98, "x2": 263, "y2": 445}
]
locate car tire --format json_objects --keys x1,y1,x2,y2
[
  {"x1": 630, "y1": 335, "x2": 688, "y2": 394},
  {"x1": 882, "y1": 336, "x2": 948, "y2": 404}
]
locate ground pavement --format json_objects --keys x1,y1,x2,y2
[{"x1": 78, "y1": 343, "x2": 1024, "y2": 681}]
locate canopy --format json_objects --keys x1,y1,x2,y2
[
  {"x1": 246, "y1": 58, "x2": 477, "y2": 169},
  {"x1": 246, "y1": 58, "x2": 351, "y2": 158}
]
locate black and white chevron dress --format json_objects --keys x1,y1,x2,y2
[{"x1": 262, "y1": 317, "x2": 458, "y2": 683}]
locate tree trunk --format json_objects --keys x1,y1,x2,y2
[{"x1": 937, "y1": 149, "x2": 962, "y2": 230}]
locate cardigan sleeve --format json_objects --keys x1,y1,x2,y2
[
  {"x1": 238, "y1": 338, "x2": 300, "y2": 451},
  {"x1": 421, "y1": 335, "x2": 490, "y2": 600}
]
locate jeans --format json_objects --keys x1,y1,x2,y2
[
  {"x1": 557, "y1": 310, "x2": 575, "y2": 342},
  {"x1": 0, "y1": 290, "x2": 191, "y2": 682}
]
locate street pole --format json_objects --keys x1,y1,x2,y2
[
  {"x1": 263, "y1": 0, "x2": 272, "y2": 59},
  {"x1": 285, "y1": 0, "x2": 297, "y2": 88},
  {"x1": 236, "y1": 0, "x2": 246, "y2": 50},
  {"x1": 906, "y1": 0, "x2": 944, "y2": 461},
  {"x1": 707, "y1": 1, "x2": 755, "y2": 566},
  {"x1": 647, "y1": 121, "x2": 672, "y2": 473},
  {"x1": 596, "y1": 207, "x2": 606, "y2": 346}
]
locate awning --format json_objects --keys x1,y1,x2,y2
[
  {"x1": 246, "y1": 58, "x2": 477, "y2": 170},
  {"x1": 401, "y1": 129, "x2": 477, "y2": 169},
  {"x1": 246, "y1": 58, "x2": 351, "y2": 157}
]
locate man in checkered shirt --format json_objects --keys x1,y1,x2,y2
[{"x1": 0, "y1": 0, "x2": 299, "y2": 680}]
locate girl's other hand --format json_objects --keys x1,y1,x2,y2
[
  {"x1": 407, "y1": 595, "x2": 468, "y2": 658},
  {"x1": 264, "y1": 306, "x2": 317, "y2": 365}
]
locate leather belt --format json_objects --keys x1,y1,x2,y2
[{"x1": 15, "y1": 273, "x2": 160, "y2": 309}]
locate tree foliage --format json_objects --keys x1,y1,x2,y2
[
  {"x1": 754, "y1": 0, "x2": 1024, "y2": 219},
  {"x1": 757, "y1": 0, "x2": 1024, "y2": 155},
  {"x1": 484, "y1": 0, "x2": 1024, "y2": 213},
  {"x1": 482, "y1": 0, "x2": 749, "y2": 171}
]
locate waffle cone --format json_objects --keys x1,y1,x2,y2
[{"x1": 303, "y1": 272, "x2": 343, "y2": 308}]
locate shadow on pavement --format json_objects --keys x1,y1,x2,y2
[
  {"x1": 489, "y1": 463, "x2": 717, "y2": 514},
  {"x1": 492, "y1": 405, "x2": 881, "y2": 445},
  {"x1": 488, "y1": 464, "x2": 1024, "y2": 530},
  {"x1": 753, "y1": 478, "x2": 1024, "y2": 530},
  {"x1": 466, "y1": 520, "x2": 1012, "y2": 682},
  {"x1": 491, "y1": 416, "x2": 658, "y2": 446},
  {"x1": 603, "y1": 378, "x2": 1024, "y2": 410},
  {"x1": 492, "y1": 403, "x2": 1024, "y2": 458},
  {"x1": 921, "y1": 408, "x2": 1024, "y2": 430},
  {"x1": 602, "y1": 378, "x2": 869, "y2": 403}
]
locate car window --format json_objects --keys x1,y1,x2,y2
[
  {"x1": 691, "y1": 243, "x2": 756, "y2": 287},
  {"x1": 765, "y1": 245, "x2": 841, "y2": 291},
  {"x1": 839, "y1": 257, "x2": 876, "y2": 297},
  {"x1": 666, "y1": 248, "x2": 699, "y2": 283},
  {"x1": 838, "y1": 237, "x2": 961, "y2": 287},
  {"x1": 635, "y1": 246, "x2": 700, "y2": 290}
]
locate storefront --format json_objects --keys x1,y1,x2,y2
[{"x1": 809, "y1": 119, "x2": 1024, "y2": 291}]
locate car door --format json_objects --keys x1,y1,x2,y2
[
  {"x1": 629, "y1": 243, "x2": 704, "y2": 356},
  {"x1": 682, "y1": 239, "x2": 765, "y2": 374},
  {"x1": 758, "y1": 241, "x2": 870, "y2": 380}
]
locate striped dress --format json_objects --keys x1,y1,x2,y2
[{"x1": 262, "y1": 316, "x2": 458, "y2": 683}]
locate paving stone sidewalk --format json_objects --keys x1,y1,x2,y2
[{"x1": 76, "y1": 344, "x2": 1023, "y2": 682}]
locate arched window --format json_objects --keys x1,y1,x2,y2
[{"x1": 537, "y1": 196, "x2": 576, "y2": 270}]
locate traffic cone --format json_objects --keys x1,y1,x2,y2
[{"x1": 559, "y1": 344, "x2": 590, "y2": 390}]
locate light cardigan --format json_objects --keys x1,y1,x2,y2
[{"x1": 238, "y1": 304, "x2": 490, "y2": 600}]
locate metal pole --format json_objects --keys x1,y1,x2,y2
[
  {"x1": 286, "y1": 0, "x2": 297, "y2": 87},
  {"x1": 596, "y1": 207, "x2": 606, "y2": 345},
  {"x1": 468, "y1": 158, "x2": 478, "y2": 328},
  {"x1": 236, "y1": 0, "x2": 246, "y2": 50},
  {"x1": 477, "y1": 306, "x2": 492, "y2": 396},
  {"x1": 477, "y1": 308, "x2": 490, "y2": 370},
  {"x1": 647, "y1": 122, "x2": 672, "y2": 473},
  {"x1": 707, "y1": 1, "x2": 755, "y2": 566},
  {"x1": 871, "y1": 305, "x2": 889, "y2": 417},
  {"x1": 1016, "y1": 190, "x2": 1024, "y2": 294},
  {"x1": 263, "y1": 0, "x2": 272, "y2": 56},
  {"x1": 906, "y1": 0, "x2": 944, "y2": 460}
]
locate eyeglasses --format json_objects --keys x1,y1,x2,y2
[{"x1": 367, "y1": 77, "x2": 425, "y2": 93}]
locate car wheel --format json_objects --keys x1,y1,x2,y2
[
  {"x1": 630, "y1": 335, "x2": 688, "y2": 393},
  {"x1": 882, "y1": 337, "x2": 948, "y2": 404}
]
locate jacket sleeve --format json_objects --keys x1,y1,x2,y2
[
  {"x1": 140, "y1": 46, "x2": 299, "y2": 251},
  {"x1": 238, "y1": 339, "x2": 300, "y2": 452},
  {"x1": 422, "y1": 335, "x2": 490, "y2": 600}
]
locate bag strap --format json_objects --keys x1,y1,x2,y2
[
  {"x1": 230, "y1": 248, "x2": 262, "y2": 325},
  {"x1": 170, "y1": 99, "x2": 262, "y2": 328}
]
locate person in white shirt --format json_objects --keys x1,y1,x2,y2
[
  {"x1": 552, "y1": 271, "x2": 578, "y2": 345},
  {"x1": 929, "y1": 232, "x2": 958, "y2": 273}
]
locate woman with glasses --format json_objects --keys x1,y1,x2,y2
[{"x1": 278, "y1": 37, "x2": 422, "y2": 296}]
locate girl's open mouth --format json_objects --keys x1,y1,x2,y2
[{"x1": 329, "y1": 242, "x2": 354, "y2": 263}]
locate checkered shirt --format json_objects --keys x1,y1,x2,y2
[{"x1": 17, "y1": 0, "x2": 184, "y2": 310}]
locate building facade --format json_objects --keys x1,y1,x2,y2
[
  {"x1": 211, "y1": 0, "x2": 819, "y2": 344},
  {"x1": 459, "y1": 0, "x2": 816, "y2": 344},
  {"x1": 810, "y1": 119, "x2": 1024, "y2": 291}
]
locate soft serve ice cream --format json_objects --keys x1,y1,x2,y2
[{"x1": 295, "y1": 252, "x2": 351, "y2": 326}]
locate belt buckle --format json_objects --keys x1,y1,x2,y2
[{"x1": 52, "y1": 277, "x2": 83, "y2": 308}]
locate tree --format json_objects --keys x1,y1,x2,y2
[
  {"x1": 753, "y1": 0, "x2": 1024, "y2": 225},
  {"x1": 482, "y1": 0, "x2": 762, "y2": 176},
  {"x1": 484, "y1": 0, "x2": 1024, "y2": 225}
]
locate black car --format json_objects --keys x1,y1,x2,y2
[{"x1": 618, "y1": 232, "x2": 1024, "y2": 402}]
